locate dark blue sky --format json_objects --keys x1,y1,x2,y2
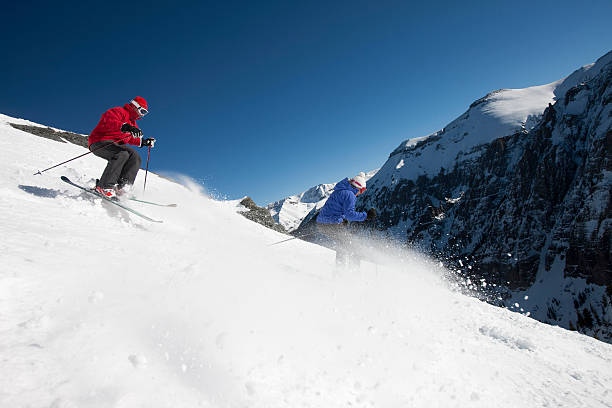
[{"x1": 2, "y1": 1, "x2": 611, "y2": 204}]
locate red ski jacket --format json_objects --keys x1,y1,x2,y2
[{"x1": 88, "y1": 103, "x2": 143, "y2": 148}]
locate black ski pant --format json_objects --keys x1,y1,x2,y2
[
  {"x1": 90, "y1": 142, "x2": 142, "y2": 189},
  {"x1": 317, "y1": 222, "x2": 359, "y2": 267}
]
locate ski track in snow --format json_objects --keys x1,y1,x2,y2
[{"x1": 1, "y1": 116, "x2": 611, "y2": 407}]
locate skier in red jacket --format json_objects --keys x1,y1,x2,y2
[{"x1": 88, "y1": 97, "x2": 156, "y2": 198}]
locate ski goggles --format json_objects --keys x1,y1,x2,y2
[{"x1": 130, "y1": 99, "x2": 148, "y2": 117}]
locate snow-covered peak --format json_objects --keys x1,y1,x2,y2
[
  {"x1": 553, "y1": 50, "x2": 612, "y2": 99},
  {"x1": 267, "y1": 183, "x2": 335, "y2": 232},
  {"x1": 392, "y1": 80, "x2": 560, "y2": 157},
  {"x1": 472, "y1": 83, "x2": 562, "y2": 127},
  {"x1": 368, "y1": 73, "x2": 581, "y2": 191}
]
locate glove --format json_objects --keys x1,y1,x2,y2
[
  {"x1": 366, "y1": 208, "x2": 377, "y2": 220},
  {"x1": 141, "y1": 138, "x2": 156, "y2": 148},
  {"x1": 120, "y1": 123, "x2": 143, "y2": 138}
]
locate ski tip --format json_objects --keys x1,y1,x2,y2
[
  {"x1": 60, "y1": 176, "x2": 70, "y2": 182},
  {"x1": 168, "y1": 204, "x2": 178, "y2": 207}
]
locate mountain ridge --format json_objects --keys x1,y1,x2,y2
[{"x1": 283, "y1": 50, "x2": 612, "y2": 343}]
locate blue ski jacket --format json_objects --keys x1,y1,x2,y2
[{"x1": 317, "y1": 178, "x2": 367, "y2": 224}]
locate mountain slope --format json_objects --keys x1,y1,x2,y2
[
  {"x1": 367, "y1": 52, "x2": 611, "y2": 200},
  {"x1": 267, "y1": 182, "x2": 335, "y2": 232},
  {"x1": 359, "y1": 51, "x2": 612, "y2": 341},
  {"x1": 372, "y1": 80, "x2": 561, "y2": 188},
  {"x1": 1, "y1": 114, "x2": 611, "y2": 407}
]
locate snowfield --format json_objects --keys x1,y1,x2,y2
[{"x1": 1, "y1": 115, "x2": 611, "y2": 407}]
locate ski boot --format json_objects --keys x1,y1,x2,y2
[{"x1": 95, "y1": 185, "x2": 117, "y2": 199}]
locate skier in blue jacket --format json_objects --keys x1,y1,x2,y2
[{"x1": 317, "y1": 172, "x2": 377, "y2": 267}]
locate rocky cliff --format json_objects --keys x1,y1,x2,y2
[
  {"x1": 238, "y1": 197, "x2": 286, "y2": 233},
  {"x1": 357, "y1": 51, "x2": 612, "y2": 341}
]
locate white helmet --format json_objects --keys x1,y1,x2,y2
[{"x1": 349, "y1": 172, "x2": 367, "y2": 193}]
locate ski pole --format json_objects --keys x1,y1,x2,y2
[
  {"x1": 143, "y1": 146, "x2": 151, "y2": 192},
  {"x1": 268, "y1": 231, "x2": 317, "y2": 246},
  {"x1": 33, "y1": 134, "x2": 132, "y2": 175}
]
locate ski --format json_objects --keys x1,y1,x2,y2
[
  {"x1": 128, "y1": 197, "x2": 177, "y2": 207},
  {"x1": 61, "y1": 176, "x2": 163, "y2": 223}
]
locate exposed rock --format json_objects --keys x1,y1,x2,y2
[
  {"x1": 10, "y1": 123, "x2": 88, "y2": 148},
  {"x1": 354, "y1": 51, "x2": 612, "y2": 342},
  {"x1": 239, "y1": 197, "x2": 286, "y2": 233}
]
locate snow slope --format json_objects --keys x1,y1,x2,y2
[{"x1": 1, "y1": 114, "x2": 611, "y2": 408}]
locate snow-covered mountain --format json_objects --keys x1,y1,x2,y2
[
  {"x1": 2, "y1": 113, "x2": 611, "y2": 407},
  {"x1": 378, "y1": 80, "x2": 561, "y2": 185},
  {"x1": 267, "y1": 169, "x2": 377, "y2": 232},
  {"x1": 267, "y1": 183, "x2": 335, "y2": 232},
  {"x1": 358, "y1": 50, "x2": 612, "y2": 341}
]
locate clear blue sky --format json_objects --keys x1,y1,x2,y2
[{"x1": 1, "y1": 1, "x2": 611, "y2": 204}]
